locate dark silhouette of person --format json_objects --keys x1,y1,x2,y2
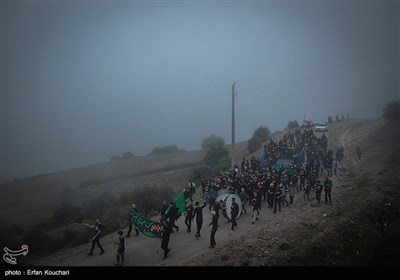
[
  {"x1": 356, "y1": 146, "x2": 362, "y2": 161},
  {"x1": 230, "y1": 197, "x2": 239, "y2": 232},
  {"x1": 323, "y1": 177, "x2": 332, "y2": 204},
  {"x1": 85, "y1": 218, "x2": 105, "y2": 256},
  {"x1": 127, "y1": 204, "x2": 139, "y2": 237},
  {"x1": 193, "y1": 200, "x2": 206, "y2": 238},
  {"x1": 160, "y1": 200, "x2": 169, "y2": 223},
  {"x1": 208, "y1": 211, "x2": 219, "y2": 248},
  {"x1": 160, "y1": 220, "x2": 172, "y2": 259},
  {"x1": 167, "y1": 202, "x2": 179, "y2": 232},
  {"x1": 184, "y1": 201, "x2": 194, "y2": 233},
  {"x1": 113, "y1": 230, "x2": 125, "y2": 266}
]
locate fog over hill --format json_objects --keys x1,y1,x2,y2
[{"x1": 1, "y1": 1, "x2": 398, "y2": 183}]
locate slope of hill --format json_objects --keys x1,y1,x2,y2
[
  {"x1": 0, "y1": 150, "x2": 206, "y2": 228},
  {"x1": 28, "y1": 118, "x2": 400, "y2": 266}
]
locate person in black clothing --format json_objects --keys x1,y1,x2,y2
[
  {"x1": 167, "y1": 202, "x2": 179, "y2": 232},
  {"x1": 303, "y1": 183, "x2": 310, "y2": 202},
  {"x1": 356, "y1": 146, "x2": 361, "y2": 161},
  {"x1": 251, "y1": 198, "x2": 260, "y2": 224},
  {"x1": 160, "y1": 201, "x2": 169, "y2": 223},
  {"x1": 213, "y1": 199, "x2": 222, "y2": 218},
  {"x1": 85, "y1": 218, "x2": 105, "y2": 256},
  {"x1": 323, "y1": 177, "x2": 332, "y2": 204},
  {"x1": 239, "y1": 188, "x2": 248, "y2": 215},
  {"x1": 315, "y1": 180, "x2": 323, "y2": 205},
  {"x1": 127, "y1": 204, "x2": 139, "y2": 237},
  {"x1": 193, "y1": 200, "x2": 207, "y2": 238},
  {"x1": 230, "y1": 197, "x2": 239, "y2": 232},
  {"x1": 273, "y1": 188, "x2": 281, "y2": 214},
  {"x1": 188, "y1": 179, "x2": 196, "y2": 201},
  {"x1": 160, "y1": 220, "x2": 172, "y2": 259},
  {"x1": 208, "y1": 211, "x2": 219, "y2": 248},
  {"x1": 113, "y1": 230, "x2": 125, "y2": 266},
  {"x1": 184, "y1": 201, "x2": 194, "y2": 233}
]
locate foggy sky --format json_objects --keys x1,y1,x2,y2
[{"x1": 1, "y1": 0, "x2": 399, "y2": 183}]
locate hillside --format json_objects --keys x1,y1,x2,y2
[
  {"x1": 27, "y1": 117, "x2": 400, "y2": 266},
  {"x1": 0, "y1": 149, "x2": 206, "y2": 228}
]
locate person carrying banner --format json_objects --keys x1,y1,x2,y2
[
  {"x1": 160, "y1": 201, "x2": 169, "y2": 223},
  {"x1": 167, "y1": 202, "x2": 179, "y2": 232},
  {"x1": 127, "y1": 204, "x2": 139, "y2": 237}
]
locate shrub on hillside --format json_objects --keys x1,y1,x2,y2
[
  {"x1": 211, "y1": 155, "x2": 231, "y2": 173},
  {"x1": 122, "y1": 151, "x2": 135, "y2": 159},
  {"x1": 110, "y1": 155, "x2": 122, "y2": 161},
  {"x1": 248, "y1": 126, "x2": 270, "y2": 153},
  {"x1": 42, "y1": 202, "x2": 83, "y2": 229},
  {"x1": 117, "y1": 185, "x2": 175, "y2": 217},
  {"x1": 23, "y1": 228, "x2": 63, "y2": 256},
  {"x1": 201, "y1": 134, "x2": 225, "y2": 150},
  {"x1": 383, "y1": 100, "x2": 400, "y2": 121},
  {"x1": 150, "y1": 145, "x2": 183, "y2": 155},
  {"x1": 287, "y1": 120, "x2": 299, "y2": 129},
  {"x1": 86, "y1": 192, "x2": 117, "y2": 219},
  {"x1": 62, "y1": 228, "x2": 78, "y2": 244},
  {"x1": 191, "y1": 165, "x2": 213, "y2": 181},
  {"x1": 0, "y1": 219, "x2": 25, "y2": 251},
  {"x1": 191, "y1": 155, "x2": 231, "y2": 182}
]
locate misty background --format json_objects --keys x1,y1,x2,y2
[{"x1": 1, "y1": 0, "x2": 399, "y2": 184}]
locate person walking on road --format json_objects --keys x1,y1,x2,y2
[
  {"x1": 184, "y1": 201, "x2": 194, "y2": 233},
  {"x1": 194, "y1": 200, "x2": 207, "y2": 238},
  {"x1": 230, "y1": 197, "x2": 239, "y2": 232},
  {"x1": 208, "y1": 211, "x2": 219, "y2": 248},
  {"x1": 160, "y1": 220, "x2": 172, "y2": 260},
  {"x1": 113, "y1": 230, "x2": 125, "y2": 266},
  {"x1": 356, "y1": 146, "x2": 362, "y2": 161},
  {"x1": 323, "y1": 177, "x2": 332, "y2": 204},
  {"x1": 85, "y1": 218, "x2": 105, "y2": 256}
]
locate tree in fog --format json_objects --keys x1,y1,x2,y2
[
  {"x1": 122, "y1": 151, "x2": 135, "y2": 159},
  {"x1": 201, "y1": 134, "x2": 229, "y2": 166},
  {"x1": 382, "y1": 100, "x2": 400, "y2": 121}
]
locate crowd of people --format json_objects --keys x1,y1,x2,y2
[{"x1": 86, "y1": 127, "x2": 348, "y2": 265}]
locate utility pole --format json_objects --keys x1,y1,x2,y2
[{"x1": 231, "y1": 82, "x2": 236, "y2": 167}]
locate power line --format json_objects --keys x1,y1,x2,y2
[
  {"x1": 238, "y1": 58, "x2": 397, "y2": 96},
  {"x1": 3, "y1": 57, "x2": 397, "y2": 130},
  {"x1": 5, "y1": 57, "x2": 394, "y2": 124}
]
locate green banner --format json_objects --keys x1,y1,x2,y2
[
  {"x1": 165, "y1": 191, "x2": 187, "y2": 216},
  {"x1": 131, "y1": 212, "x2": 163, "y2": 238}
]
